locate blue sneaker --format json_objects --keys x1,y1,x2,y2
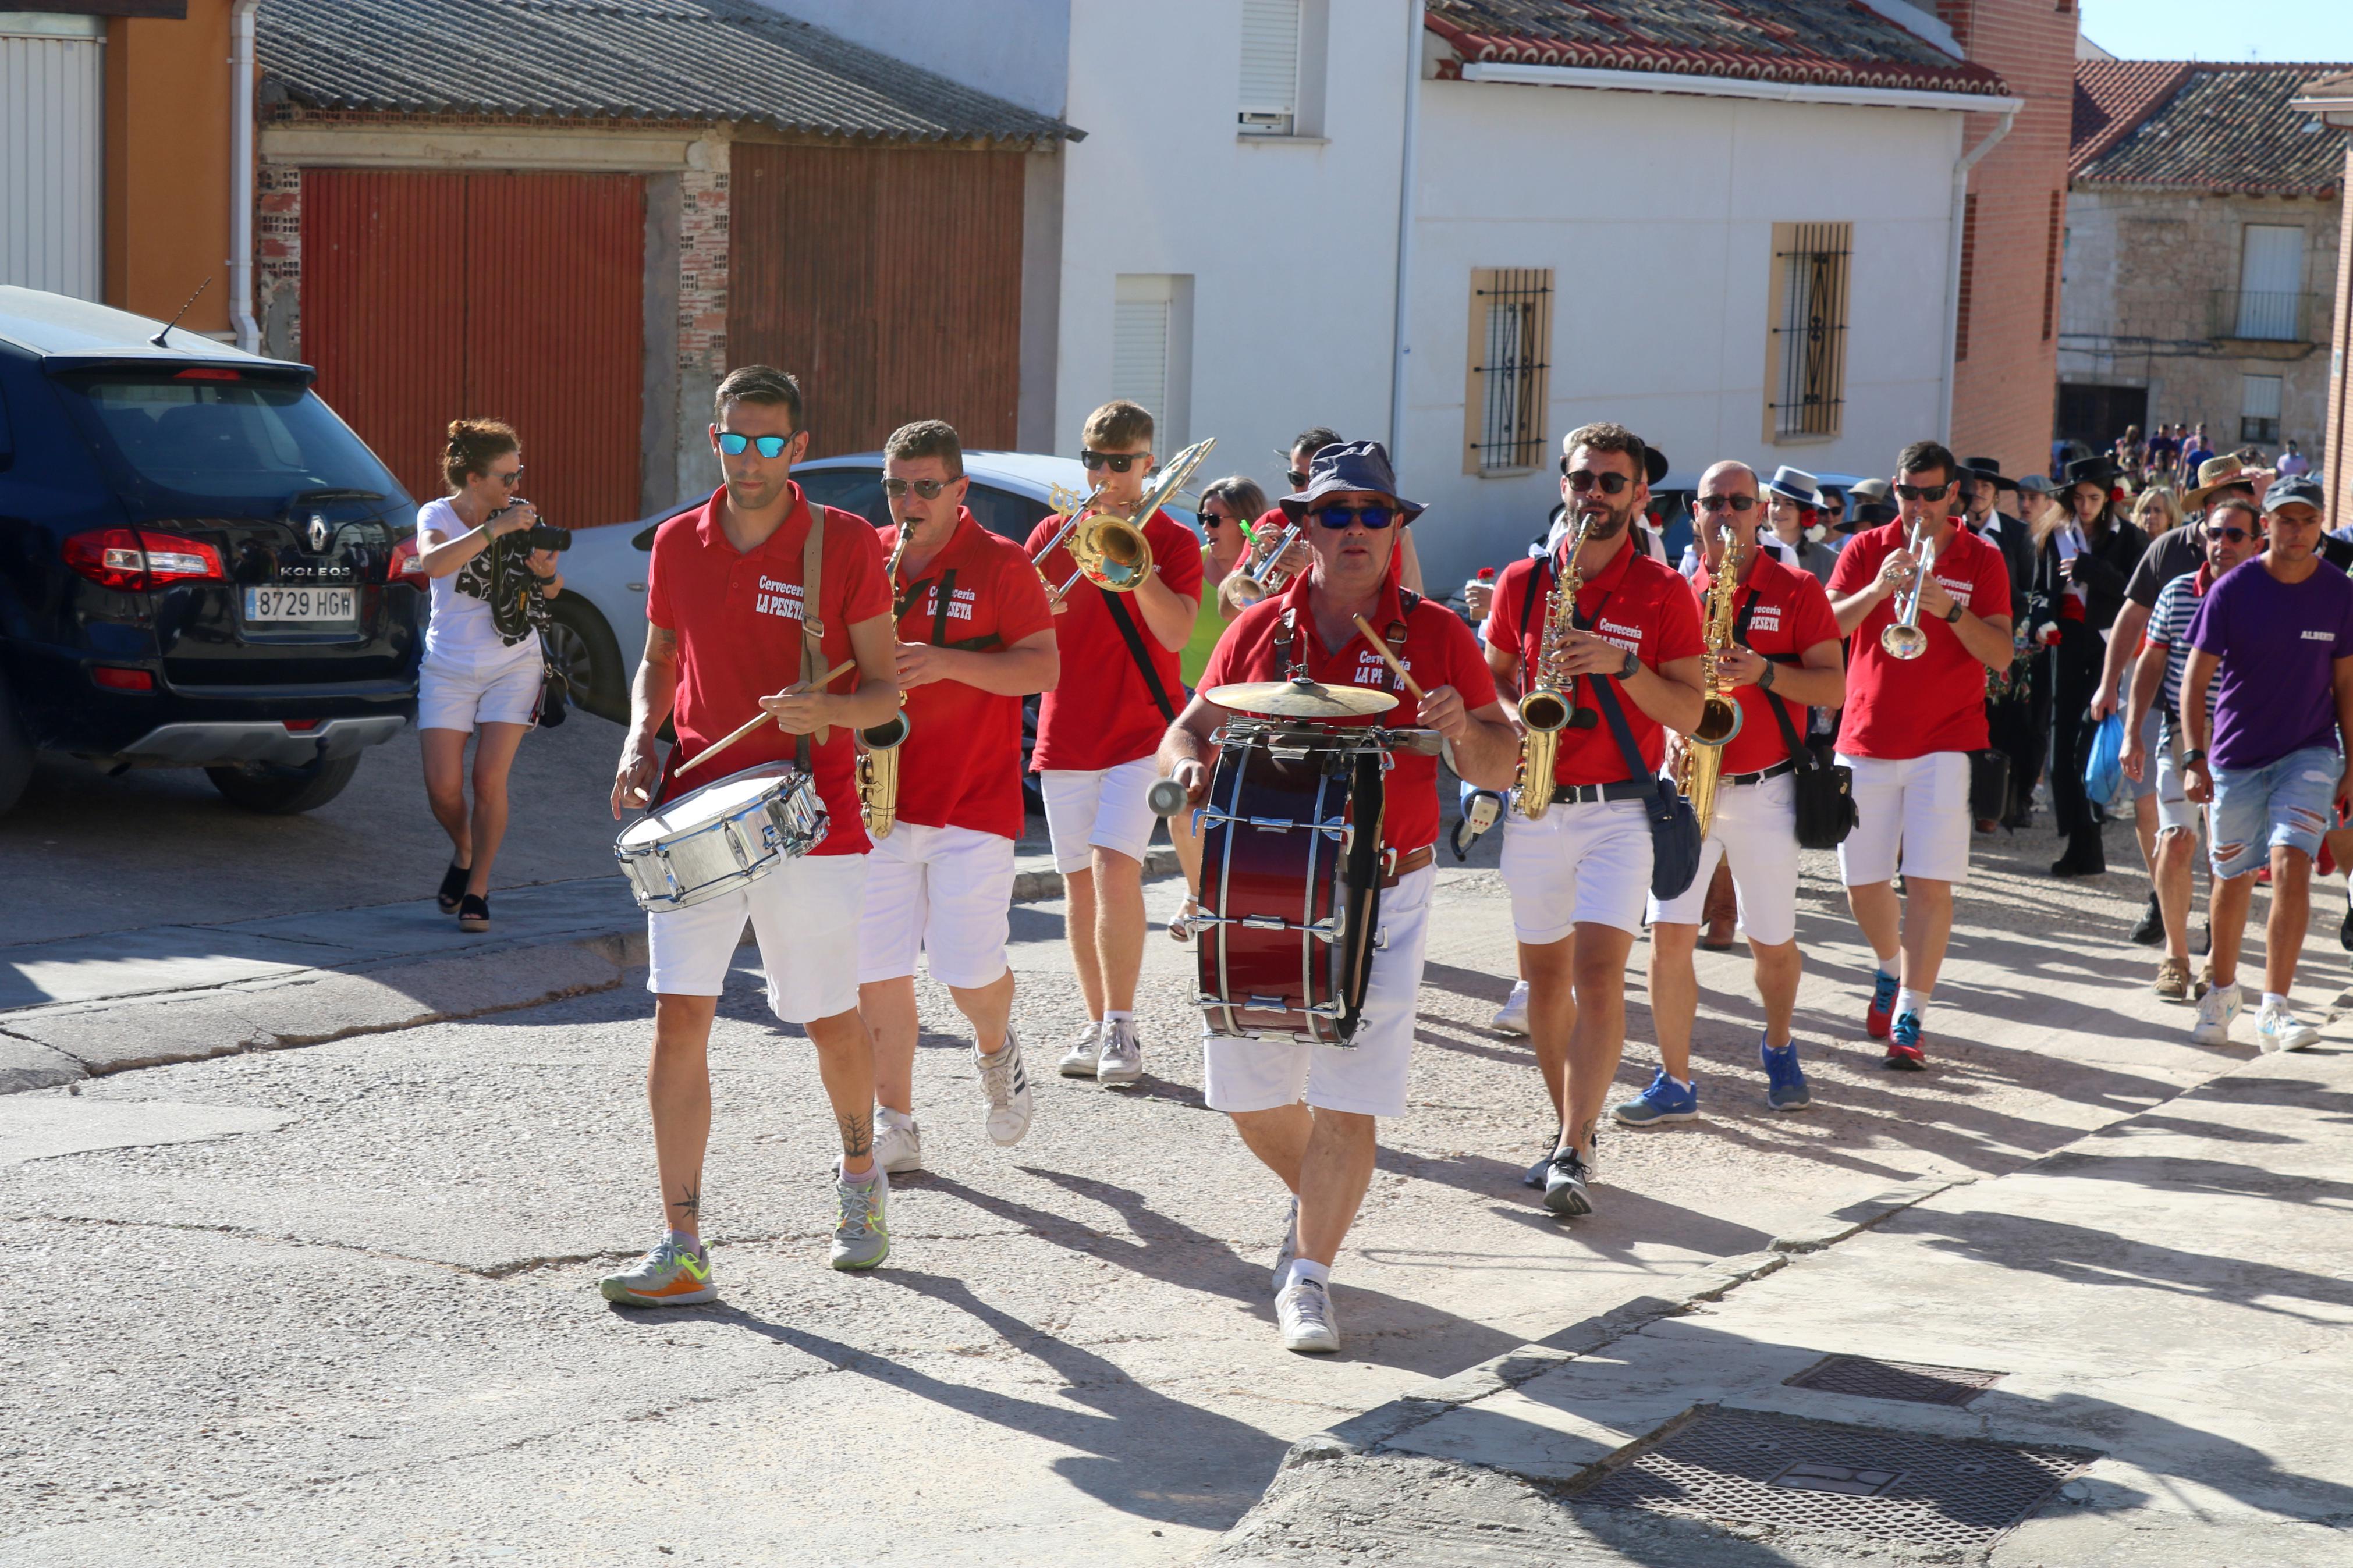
[
  {"x1": 1866, "y1": 970, "x2": 1899, "y2": 1040},
  {"x1": 1761, "y1": 1037, "x2": 1811, "y2": 1111},
  {"x1": 1612, "y1": 1068, "x2": 1699, "y2": 1128},
  {"x1": 1884, "y1": 1012, "x2": 1926, "y2": 1071}
]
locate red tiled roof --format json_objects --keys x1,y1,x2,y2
[
  {"x1": 2072, "y1": 61, "x2": 2353, "y2": 195},
  {"x1": 1425, "y1": 0, "x2": 2009, "y2": 99}
]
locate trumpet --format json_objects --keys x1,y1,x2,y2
[
  {"x1": 1220, "y1": 519, "x2": 1302, "y2": 614},
  {"x1": 1038, "y1": 437, "x2": 1217, "y2": 605},
  {"x1": 1880, "y1": 515, "x2": 1937, "y2": 660}
]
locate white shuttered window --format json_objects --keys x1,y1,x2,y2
[
  {"x1": 1112, "y1": 274, "x2": 1190, "y2": 451},
  {"x1": 1239, "y1": 0, "x2": 1301, "y2": 134},
  {"x1": 1, "y1": 16, "x2": 105, "y2": 300}
]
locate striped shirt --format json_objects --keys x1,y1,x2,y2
[{"x1": 2146, "y1": 568, "x2": 2217, "y2": 735}]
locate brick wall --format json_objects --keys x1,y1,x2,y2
[
  {"x1": 1945, "y1": 0, "x2": 2079, "y2": 479},
  {"x1": 255, "y1": 164, "x2": 300, "y2": 360}
]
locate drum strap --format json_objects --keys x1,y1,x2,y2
[
  {"x1": 1336, "y1": 751, "x2": 1386, "y2": 1043},
  {"x1": 800, "y1": 508, "x2": 826, "y2": 756}
]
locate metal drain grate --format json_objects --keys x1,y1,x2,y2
[
  {"x1": 1574, "y1": 1408, "x2": 2089, "y2": 1549},
  {"x1": 1784, "y1": 1354, "x2": 2003, "y2": 1407}
]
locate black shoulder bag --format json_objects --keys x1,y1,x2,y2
[
  {"x1": 1739, "y1": 591, "x2": 1855, "y2": 849},
  {"x1": 1587, "y1": 672, "x2": 1702, "y2": 901}
]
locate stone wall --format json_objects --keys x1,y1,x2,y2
[{"x1": 2328, "y1": 142, "x2": 2352, "y2": 523}]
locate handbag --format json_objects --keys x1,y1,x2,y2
[
  {"x1": 1588, "y1": 673, "x2": 1702, "y2": 901},
  {"x1": 1969, "y1": 748, "x2": 2011, "y2": 823},
  {"x1": 1738, "y1": 589, "x2": 1856, "y2": 850}
]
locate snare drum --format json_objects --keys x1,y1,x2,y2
[
  {"x1": 615, "y1": 761, "x2": 828, "y2": 912},
  {"x1": 1194, "y1": 720, "x2": 1391, "y2": 1045}
]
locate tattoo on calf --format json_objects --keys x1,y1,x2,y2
[
  {"x1": 838, "y1": 1111, "x2": 873, "y2": 1160},
  {"x1": 671, "y1": 1181, "x2": 701, "y2": 1222},
  {"x1": 1577, "y1": 1118, "x2": 1598, "y2": 1154}
]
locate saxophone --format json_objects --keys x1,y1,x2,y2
[
  {"x1": 1674, "y1": 547, "x2": 1748, "y2": 837},
  {"x1": 1511, "y1": 511, "x2": 1595, "y2": 822},
  {"x1": 857, "y1": 529, "x2": 914, "y2": 840}
]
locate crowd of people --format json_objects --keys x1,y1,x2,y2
[{"x1": 398, "y1": 361, "x2": 2345, "y2": 1356}]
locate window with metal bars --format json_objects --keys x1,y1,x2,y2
[
  {"x1": 1463, "y1": 268, "x2": 1552, "y2": 474},
  {"x1": 1766, "y1": 222, "x2": 1851, "y2": 441}
]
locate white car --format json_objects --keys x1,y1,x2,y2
[{"x1": 551, "y1": 450, "x2": 1198, "y2": 723}]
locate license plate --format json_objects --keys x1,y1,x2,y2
[{"x1": 244, "y1": 585, "x2": 356, "y2": 623}]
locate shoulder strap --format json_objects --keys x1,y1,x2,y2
[
  {"x1": 800, "y1": 508, "x2": 826, "y2": 754},
  {"x1": 931, "y1": 568, "x2": 957, "y2": 645},
  {"x1": 1103, "y1": 592, "x2": 1177, "y2": 723},
  {"x1": 1584, "y1": 669, "x2": 1653, "y2": 788},
  {"x1": 1737, "y1": 587, "x2": 1814, "y2": 771}
]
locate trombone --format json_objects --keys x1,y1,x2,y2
[
  {"x1": 1881, "y1": 515, "x2": 1937, "y2": 660},
  {"x1": 1036, "y1": 438, "x2": 1216, "y2": 605}
]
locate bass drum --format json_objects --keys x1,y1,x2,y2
[{"x1": 1193, "y1": 722, "x2": 1387, "y2": 1046}]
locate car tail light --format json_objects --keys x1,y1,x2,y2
[
  {"x1": 389, "y1": 536, "x2": 427, "y2": 582},
  {"x1": 173, "y1": 367, "x2": 243, "y2": 382},
  {"x1": 91, "y1": 666, "x2": 154, "y2": 691},
  {"x1": 282, "y1": 719, "x2": 322, "y2": 731},
  {"x1": 63, "y1": 528, "x2": 227, "y2": 591}
]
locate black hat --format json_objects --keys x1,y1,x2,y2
[
  {"x1": 1642, "y1": 445, "x2": 1669, "y2": 486},
  {"x1": 2063, "y1": 455, "x2": 2118, "y2": 492},
  {"x1": 1852, "y1": 500, "x2": 1898, "y2": 528},
  {"x1": 1964, "y1": 457, "x2": 2018, "y2": 493},
  {"x1": 1278, "y1": 440, "x2": 1426, "y2": 523}
]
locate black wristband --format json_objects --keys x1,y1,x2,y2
[
  {"x1": 2183, "y1": 749, "x2": 2207, "y2": 767},
  {"x1": 1618, "y1": 648, "x2": 1640, "y2": 681},
  {"x1": 1942, "y1": 601, "x2": 1964, "y2": 624},
  {"x1": 1758, "y1": 661, "x2": 1777, "y2": 692}
]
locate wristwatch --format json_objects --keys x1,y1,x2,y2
[
  {"x1": 1941, "y1": 602, "x2": 1964, "y2": 624},
  {"x1": 1757, "y1": 662, "x2": 1777, "y2": 693},
  {"x1": 2182, "y1": 748, "x2": 2208, "y2": 768},
  {"x1": 1617, "y1": 648, "x2": 1641, "y2": 681}
]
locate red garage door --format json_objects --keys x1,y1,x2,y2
[{"x1": 302, "y1": 169, "x2": 645, "y2": 529}]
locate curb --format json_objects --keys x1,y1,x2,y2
[
  {"x1": 1277, "y1": 1174, "x2": 1974, "y2": 1472},
  {"x1": 1011, "y1": 845, "x2": 1181, "y2": 904}
]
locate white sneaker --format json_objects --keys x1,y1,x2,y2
[
  {"x1": 1096, "y1": 1018, "x2": 1143, "y2": 1086},
  {"x1": 2256, "y1": 1000, "x2": 2321, "y2": 1053},
  {"x1": 1491, "y1": 980, "x2": 1530, "y2": 1036},
  {"x1": 1057, "y1": 1021, "x2": 1102, "y2": 1078},
  {"x1": 875, "y1": 1112, "x2": 924, "y2": 1175},
  {"x1": 1276, "y1": 1278, "x2": 1340, "y2": 1354},
  {"x1": 977, "y1": 1027, "x2": 1035, "y2": 1146},
  {"x1": 1271, "y1": 1195, "x2": 1300, "y2": 1295},
  {"x1": 2190, "y1": 982, "x2": 2242, "y2": 1047}
]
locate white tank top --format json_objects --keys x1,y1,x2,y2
[{"x1": 420, "y1": 497, "x2": 541, "y2": 672}]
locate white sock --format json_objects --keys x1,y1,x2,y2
[
  {"x1": 1876, "y1": 958, "x2": 1899, "y2": 980},
  {"x1": 1664, "y1": 1072, "x2": 1692, "y2": 1090},
  {"x1": 840, "y1": 1161, "x2": 881, "y2": 1187},
  {"x1": 665, "y1": 1228, "x2": 700, "y2": 1252},
  {"x1": 878, "y1": 1105, "x2": 916, "y2": 1130},
  {"x1": 1284, "y1": 1258, "x2": 1330, "y2": 1293},
  {"x1": 1104, "y1": 1009, "x2": 1134, "y2": 1023},
  {"x1": 2263, "y1": 991, "x2": 2288, "y2": 1012},
  {"x1": 1896, "y1": 988, "x2": 1929, "y2": 1022}
]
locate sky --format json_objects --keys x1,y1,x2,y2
[{"x1": 2078, "y1": 0, "x2": 2353, "y2": 62}]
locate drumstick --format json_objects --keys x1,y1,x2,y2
[
  {"x1": 673, "y1": 658, "x2": 859, "y2": 778},
  {"x1": 1352, "y1": 616, "x2": 1427, "y2": 701}
]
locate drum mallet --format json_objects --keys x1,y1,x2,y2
[
  {"x1": 675, "y1": 658, "x2": 859, "y2": 778},
  {"x1": 1351, "y1": 616, "x2": 1428, "y2": 700},
  {"x1": 1147, "y1": 777, "x2": 1191, "y2": 817}
]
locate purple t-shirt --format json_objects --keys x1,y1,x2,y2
[{"x1": 2187, "y1": 558, "x2": 2353, "y2": 770}]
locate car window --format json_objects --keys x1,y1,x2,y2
[
  {"x1": 53, "y1": 368, "x2": 400, "y2": 507},
  {"x1": 965, "y1": 483, "x2": 1052, "y2": 543},
  {"x1": 796, "y1": 465, "x2": 888, "y2": 528}
]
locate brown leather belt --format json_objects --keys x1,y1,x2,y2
[{"x1": 1381, "y1": 845, "x2": 1435, "y2": 887}]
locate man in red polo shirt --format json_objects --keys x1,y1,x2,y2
[
  {"x1": 856, "y1": 421, "x2": 1059, "y2": 1175},
  {"x1": 1025, "y1": 399, "x2": 1204, "y2": 1088},
  {"x1": 1486, "y1": 422, "x2": 1706, "y2": 1220},
  {"x1": 1619, "y1": 461, "x2": 1846, "y2": 1130},
  {"x1": 1162, "y1": 440, "x2": 1517, "y2": 1354},
  {"x1": 1825, "y1": 439, "x2": 2014, "y2": 1070},
  {"x1": 601, "y1": 365, "x2": 900, "y2": 1306}
]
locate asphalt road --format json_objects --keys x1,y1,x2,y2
[{"x1": 2, "y1": 805, "x2": 2326, "y2": 1565}]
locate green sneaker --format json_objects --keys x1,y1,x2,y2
[
  {"x1": 831, "y1": 1167, "x2": 890, "y2": 1271},
  {"x1": 598, "y1": 1235, "x2": 716, "y2": 1307}
]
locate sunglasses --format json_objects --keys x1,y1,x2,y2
[
  {"x1": 2205, "y1": 524, "x2": 2258, "y2": 543},
  {"x1": 1311, "y1": 504, "x2": 1397, "y2": 530},
  {"x1": 1199, "y1": 510, "x2": 1236, "y2": 527},
  {"x1": 1081, "y1": 450, "x2": 1151, "y2": 473},
  {"x1": 1894, "y1": 481, "x2": 1953, "y2": 502},
  {"x1": 1696, "y1": 494, "x2": 1757, "y2": 514},
  {"x1": 1286, "y1": 469, "x2": 1309, "y2": 489},
  {"x1": 489, "y1": 466, "x2": 524, "y2": 488},
  {"x1": 717, "y1": 431, "x2": 794, "y2": 458},
  {"x1": 881, "y1": 477, "x2": 956, "y2": 499},
  {"x1": 1565, "y1": 469, "x2": 1635, "y2": 495}
]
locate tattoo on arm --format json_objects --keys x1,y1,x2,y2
[{"x1": 837, "y1": 1110, "x2": 872, "y2": 1160}]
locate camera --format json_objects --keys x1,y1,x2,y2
[{"x1": 523, "y1": 522, "x2": 572, "y2": 552}]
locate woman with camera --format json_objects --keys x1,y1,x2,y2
[{"x1": 416, "y1": 418, "x2": 563, "y2": 932}]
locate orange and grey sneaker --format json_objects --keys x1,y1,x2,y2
[{"x1": 598, "y1": 1234, "x2": 716, "y2": 1307}]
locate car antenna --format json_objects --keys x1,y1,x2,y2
[{"x1": 148, "y1": 275, "x2": 213, "y2": 348}]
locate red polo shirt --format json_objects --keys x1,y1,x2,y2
[
  {"x1": 1487, "y1": 533, "x2": 1704, "y2": 785},
  {"x1": 1198, "y1": 571, "x2": 1497, "y2": 854},
  {"x1": 1828, "y1": 519, "x2": 2011, "y2": 760},
  {"x1": 645, "y1": 482, "x2": 891, "y2": 854},
  {"x1": 1027, "y1": 507, "x2": 1204, "y2": 772},
  {"x1": 1693, "y1": 550, "x2": 1843, "y2": 777},
  {"x1": 878, "y1": 510, "x2": 1056, "y2": 841}
]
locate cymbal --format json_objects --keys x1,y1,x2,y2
[{"x1": 1207, "y1": 678, "x2": 1399, "y2": 719}]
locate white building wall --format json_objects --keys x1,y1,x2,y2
[{"x1": 1404, "y1": 77, "x2": 1964, "y2": 591}]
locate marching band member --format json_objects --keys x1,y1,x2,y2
[
  {"x1": 1161, "y1": 441, "x2": 1517, "y2": 1354},
  {"x1": 1025, "y1": 401, "x2": 1204, "y2": 1087},
  {"x1": 602, "y1": 366, "x2": 900, "y2": 1306},
  {"x1": 1824, "y1": 441, "x2": 2014, "y2": 1071},
  {"x1": 1486, "y1": 424, "x2": 1706, "y2": 1219},
  {"x1": 859, "y1": 421, "x2": 1060, "y2": 1174},
  {"x1": 1620, "y1": 462, "x2": 1845, "y2": 1128}
]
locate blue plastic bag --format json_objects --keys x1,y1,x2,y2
[{"x1": 2084, "y1": 711, "x2": 2125, "y2": 807}]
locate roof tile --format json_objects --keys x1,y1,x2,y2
[{"x1": 2073, "y1": 61, "x2": 2352, "y2": 195}]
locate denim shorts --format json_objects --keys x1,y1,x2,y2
[{"x1": 2208, "y1": 745, "x2": 2341, "y2": 879}]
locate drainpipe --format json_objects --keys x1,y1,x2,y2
[
  {"x1": 1936, "y1": 101, "x2": 2018, "y2": 443},
  {"x1": 229, "y1": 0, "x2": 260, "y2": 354},
  {"x1": 1387, "y1": 0, "x2": 1424, "y2": 458}
]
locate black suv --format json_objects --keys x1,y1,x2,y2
[{"x1": 0, "y1": 286, "x2": 421, "y2": 816}]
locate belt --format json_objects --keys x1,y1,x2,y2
[
  {"x1": 1548, "y1": 779, "x2": 1658, "y2": 806},
  {"x1": 1379, "y1": 845, "x2": 1435, "y2": 887},
  {"x1": 1720, "y1": 759, "x2": 1798, "y2": 788}
]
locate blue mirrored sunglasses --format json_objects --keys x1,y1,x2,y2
[
  {"x1": 1311, "y1": 504, "x2": 1397, "y2": 530},
  {"x1": 716, "y1": 431, "x2": 793, "y2": 458}
]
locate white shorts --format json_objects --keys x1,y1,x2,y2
[
  {"x1": 1500, "y1": 798, "x2": 1653, "y2": 944},
  {"x1": 419, "y1": 652, "x2": 541, "y2": 731},
  {"x1": 1646, "y1": 771, "x2": 1801, "y2": 945},
  {"x1": 1041, "y1": 755, "x2": 1160, "y2": 874},
  {"x1": 645, "y1": 853, "x2": 865, "y2": 1024},
  {"x1": 2153, "y1": 730, "x2": 2201, "y2": 838},
  {"x1": 856, "y1": 823, "x2": 1016, "y2": 989},
  {"x1": 1835, "y1": 751, "x2": 1972, "y2": 887},
  {"x1": 1202, "y1": 865, "x2": 1433, "y2": 1119}
]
